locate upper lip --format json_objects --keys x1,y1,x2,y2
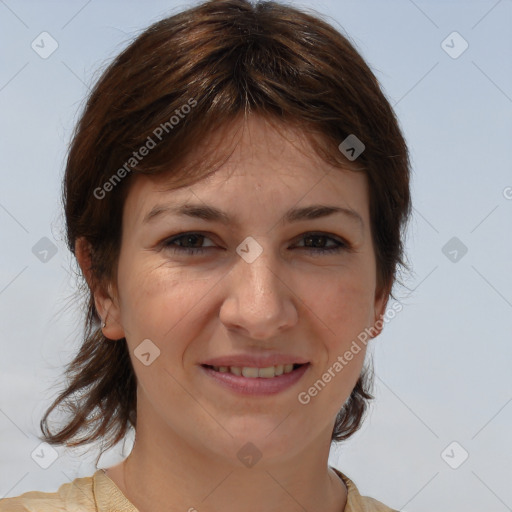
[{"x1": 200, "y1": 354, "x2": 310, "y2": 367}]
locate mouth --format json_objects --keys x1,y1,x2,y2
[
  {"x1": 201, "y1": 363, "x2": 306, "y2": 378},
  {"x1": 199, "y1": 363, "x2": 310, "y2": 395}
]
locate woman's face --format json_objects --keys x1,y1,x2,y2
[{"x1": 104, "y1": 116, "x2": 387, "y2": 465}]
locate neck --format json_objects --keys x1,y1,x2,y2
[
  {"x1": 104, "y1": 388, "x2": 347, "y2": 512},
  {"x1": 107, "y1": 425, "x2": 347, "y2": 512}
]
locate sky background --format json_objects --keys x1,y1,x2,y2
[{"x1": 1, "y1": 1, "x2": 511, "y2": 511}]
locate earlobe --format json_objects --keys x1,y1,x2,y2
[
  {"x1": 98, "y1": 297, "x2": 125, "y2": 340},
  {"x1": 95, "y1": 282, "x2": 126, "y2": 341}
]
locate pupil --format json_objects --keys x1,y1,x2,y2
[
  {"x1": 184, "y1": 234, "x2": 202, "y2": 247},
  {"x1": 305, "y1": 235, "x2": 324, "y2": 248}
]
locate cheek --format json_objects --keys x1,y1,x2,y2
[
  {"x1": 305, "y1": 275, "x2": 373, "y2": 408},
  {"x1": 301, "y1": 268, "x2": 376, "y2": 340},
  {"x1": 117, "y1": 254, "x2": 219, "y2": 342}
]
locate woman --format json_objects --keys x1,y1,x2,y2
[{"x1": 0, "y1": 0, "x2": 410, "y2": 511}]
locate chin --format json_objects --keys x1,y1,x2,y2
[{"x1": 216, "y1": 421, "x2": 304, "y2": 463}]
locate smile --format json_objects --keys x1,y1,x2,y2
[
  {"x1": 202, "y1": 363, "x2": 302, "y2": 378},
  {"x1": 200, "y1": 363, "x2": 310, "y2": 395}
]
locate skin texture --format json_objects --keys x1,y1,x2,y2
[{"x1": 76, "y1": 116, "x2": 388, "y2": 512}]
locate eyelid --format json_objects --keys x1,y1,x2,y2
[{"x1": 292, "y1": 231, "x2": 348, "y2": 246}]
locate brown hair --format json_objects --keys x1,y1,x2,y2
[{"x1": 39, "y1": 0, "x2": 411, "y2": 455}]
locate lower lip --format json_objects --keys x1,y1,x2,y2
[{"x1": 199, "y1": 364, "x2": 310, "y2": 396}]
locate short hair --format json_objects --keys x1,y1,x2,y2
[{"x1": 39, "y1": 0, "x2": 411, "y2": 454}]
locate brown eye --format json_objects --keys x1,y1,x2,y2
[
  {"x1": 295, "y1": 233, "x2": 348, "y2": 254},
  {"x1": 162, "y1": 233, "x2": 216, "y2": 255},
  {"x1": 161, "y1": 232, "x2": 349, "y2": 256}
]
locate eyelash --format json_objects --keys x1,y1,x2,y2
[{"x1": 161, "y1": 232, "x2": 349, "y2": 256}]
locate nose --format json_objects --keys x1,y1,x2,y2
[{"x1": 219, "y1": 244, "x2": 299, "y2": 340}]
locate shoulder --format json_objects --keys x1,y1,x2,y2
[
  {"x1": 331, "y1": 467, "x2": 398, "y2": 512},
  {"x1": 0, "y1": 473, "x2": 96, "y2": 512}
]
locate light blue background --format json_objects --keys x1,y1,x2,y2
[{"x1": 1, "y1": 1, "x2": 511, "y2": 511}]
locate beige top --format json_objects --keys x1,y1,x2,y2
[{"x1": 0, "y1": 467, "x2": 397, "y2": 512}]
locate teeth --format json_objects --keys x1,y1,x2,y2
[
  {"x1": 242, "y1": 367, "x2": 259, "y2": 378},
  {"x1": 258, "y1": 367, "x2": 276, "y2": 378},
  {"x1": 211, "y1": 364, "x2": 299, "y2": 378}
]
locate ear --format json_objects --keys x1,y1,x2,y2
[
  {"x1": 74, "y1": 237, "x2": 125, "y2": 341},
  {"x1": 370, "y1": 282, "x2": 391, "y2": 338}
]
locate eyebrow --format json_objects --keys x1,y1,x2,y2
[{"x1": 142, "y1": 203, "x2": 363, "y2": 229}]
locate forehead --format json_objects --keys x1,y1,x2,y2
[{"x1": 123, "y1": 116, "x2": 369, "y2": 228}]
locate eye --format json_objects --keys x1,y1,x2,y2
[
  {"x1": 162, "y1": 232, "x2": 216, "y2": 255},
  {"x1": 161, "y1": 231, "x2": 350, "y2": 256},
  {"x1": 295, "y1": 233, "x2": 348, "y2": 253}
]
